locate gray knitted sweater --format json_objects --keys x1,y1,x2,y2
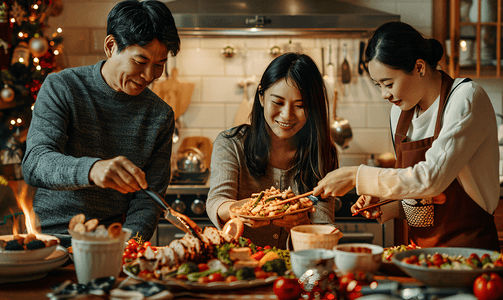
[
  {"x1": 207, "y1": 129, "x2": 336, "y2": 249},
  {"x1": 22, "y1": 60, "x2": 174, "y2": 240}
]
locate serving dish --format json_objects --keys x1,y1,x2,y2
[
  {"x1": 392, "y1": 247, "x2": 503, "y2": 287},
  {"x1": 0, "y1": 233, "x2": 60, "y2": 263},
  {"x1": 123, "y1": 266, "x2": 278, "y2": 291},
  {"x1": 229, "y1": 198, "x2": 312, "y2": 221},
  {"x1": 333, "y1": 243, "x2": 383, "y2": 275},
  {"x1": 0, "y1": 245, "x2": 68, "y2": 284}
]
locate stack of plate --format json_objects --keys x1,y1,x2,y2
[{"x1": 0, "y1": 233, "x2": 69, "y2": 284}]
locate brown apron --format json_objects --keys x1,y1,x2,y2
[{"x1": 393, "y1": 71, "x2": 500, "y2": 251}]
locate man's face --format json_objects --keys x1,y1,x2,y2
[{"x1": 103, "y1": 36, "x2": 168, "y2": 96}]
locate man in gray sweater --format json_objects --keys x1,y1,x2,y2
[{"x1": 22, "y1": 0, "x2": 180, "y2": 241}]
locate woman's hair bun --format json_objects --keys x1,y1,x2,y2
[{"x1": 428, "y1": 38, "x2": 444, "y2": 66}]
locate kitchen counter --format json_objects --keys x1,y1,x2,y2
[{"x1": 166, "y1": 180, "x2": 210, "y2": 195}]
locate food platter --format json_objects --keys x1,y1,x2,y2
[
  {"x1": 0, "y1": 233, "x2": 60, "y2": 263},
  {"x1": 123, "y1": 266, "x2": 278, "y2": 291},
  {"x1": 392, "y1": 247, "x2": 503, "y2": 287},
  {"x1": 0, "y1": 245, "x2": 68, "y2": 284},
  {"x1": 229, "y1": 199, "x2": 312, "y2": 221}
]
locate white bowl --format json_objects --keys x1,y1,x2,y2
[
  {"x1": 290, "y1": 248, "x2": 335, "y2": 279},
  {"x1": 332, "y1": 243, "x2": 383, "y2": 275},
  {"x1": 0, "y1": 234, "x2": 60, "y2": 263}
]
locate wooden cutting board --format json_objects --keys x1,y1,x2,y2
[{"x1": 150, "y1": 65, "x2": 195, "y2": 120}]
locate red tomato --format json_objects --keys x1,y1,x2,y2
[
  {"x1": 208, "y1": 272, "x2": 225, "y2": 282},
  {"x1": 254, "y1": 270, "x2": 269, "y2": 279},
  {"x1": 273, "y1": 276, "x2": 303, "y2": 300},
  {"x1": 225, "y1": 275, "x2": 238, "y2": 283},
  {"x1": 339, "y1": 273, "x2": 356, "y2": 294},
  {"x1": 473, "y1": 273, "x2": 503, "y2": 300},
  {"x1": 198, "y1": 263, "x2": 209, "y2": 272}
]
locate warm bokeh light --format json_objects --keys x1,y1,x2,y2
[
  {"x1": 18, "y1": 32, "x2": 24, "y2": 38},
  {"x1": 36, "y1": 65, "x2": 41, "y2": 71},
  {"x1": 54, "y1": 50, "x2": 60, "y2": 55},
  {"x1": 57, "y1": 28, "x2": 62, "y2": 33}
]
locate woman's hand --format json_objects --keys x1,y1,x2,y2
[
  {"x1": 350, "y1": 195, "x2": 382, "y2": 219},
  {"x1": 89, "y1": 156, "x2": 146, "y2": 194},
  {"x1": 272, "y1": 206, "x2": 315, "y2": 230},
  {"x1": 313, "y1": 166, "x2": 359, "y2": 198}
]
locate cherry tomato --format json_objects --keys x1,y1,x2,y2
[
  {"x1": 198, "y1": 263, "x2": 209, "y2": 272},
  {"x1": 473, "y1": 273, "x2": 503, "y2": 300},
  {"x1": 225, "y1": 275, "x2": 238, "y2": 283},
  {"x1": 138, "y1": 270, "x2": 154, "y2": 279},
  {"x1": 273, "y1": 276, "x2": 303, "y2": 300},
  {"x1": 208, "y1": 272, "x2": 225, "y2": 282},
  {"x1": 143, "y1": 241, "x2": 151, "y2": 247}
]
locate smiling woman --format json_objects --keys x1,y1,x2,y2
[{"x1": 206, "y1": 52, "x2": 339, "y2": 249}]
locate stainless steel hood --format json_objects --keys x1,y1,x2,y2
[{"x1": 165, "y1": 0, "x2": 400, "y2": 37}]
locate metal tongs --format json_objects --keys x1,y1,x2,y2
[{"x1": 142, "y1": 188, "x2": 204, "y2": 243}]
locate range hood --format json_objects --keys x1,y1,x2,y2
[{"x1": 165, "y1": 0, "x2": 400, "y2": 37}]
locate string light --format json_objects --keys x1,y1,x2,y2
[
  {"x1": 19, "y1": 57, "x2": 24, "y2": 63},
  {"x1": 18, "y1": 32, "x2": 24, "y2": 38},
  {"x1": 57, "y1": 28, "x2": 62, "y2": 33},
  {"x1": 33, "y1": 57, "x2": 39, "y2": 63},
  {"x1": 54, "y1": 50, "x2": 59, "y2": 55},
  {"x1": 36, "y1": 65, "x2": 41, "y2": 71},
  {"x1": 10, "y1": 17, "x2": 15, "y2": 23},
  {"x1": 33, "y1": 4, "x2": 39, "y2": 10}
]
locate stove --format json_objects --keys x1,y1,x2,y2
[{"x1": 169, "y1": 170, "x2": 209, "y2": 185}]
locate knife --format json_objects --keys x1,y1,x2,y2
[{"x1": 142, "y1": 188, "x2": 203, "y2": 242}]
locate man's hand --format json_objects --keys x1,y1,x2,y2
[
  {"x1": 89, "y1": 156, "x2": 147, "y2": 194},
  {"x1": 313, "y1": 166, "x2": 359, "y2": 198}
]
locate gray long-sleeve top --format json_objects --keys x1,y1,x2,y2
[
  {"x1": 206, "y1": 129, "x2": 336, "y2": 249},
  {"x1": 22, "y1": 60, "x2": 174, "y2": 240}
]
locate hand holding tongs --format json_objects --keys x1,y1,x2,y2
[
  {"x1": 352, "y1": 193, "x2": 447, "y2": 216},
  {"x1": 142, "y1": 188, "x2": 203, "y2": 242}
]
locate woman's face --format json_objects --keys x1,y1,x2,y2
[
  {"x1": 368, "y1": 59, "x2": 422, "y2": 111},
  {"x1": 260, "y1": 78, "x2": 307, "y2": 141}
]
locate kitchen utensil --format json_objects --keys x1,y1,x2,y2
[
  {"x1": 330, "y1": 92, "x2": 352, "y2": 149},
  {"x1": 150, "y1": 57, "x2": 194, "y2": 120},
  {"x1": 178, "y1": 136, "x2": 213, "y2": 167},
  {"x1": 352, "y1": 193, "x2": 447, "y2": 216},
  {"x1": 275, "y1": 191, "x2": 313, "y2": 206},
  {"x1": 142, "y1": 188, "x2": 202, "y2": 241},
  {"x1": 176, "y1": 146, "x2": 207, "y2": 174},
  {"x1": 341, "y1": 43, "x2": 351, "y2": 84},
  {"x1": 332, "y1": 243, "x2": 383, "y2": 275}
]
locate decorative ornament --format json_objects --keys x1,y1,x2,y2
[
  {"x1": 0, "y1": 1, "x2": 8, "y2": 23},
  {"x1": 269, "y1": 45, "x2": 282, "y2": 57},
  {"x1": 0, "y1": 38, "x2": 7, "y2": 54},
  {"x1": 29, "y1": 36, "x2": 49, "y2": 58},
  {"x1": 10, "y1": 1, "x2": 26, "y2": 26},
  {"x1": 221, "y1": 45, "x2": 237, "y2": 58},
  {"x1": 1, "y1": 84, "x2": 15, "y2": 102},
  {"x1": 11, "y1": 42, "x2": 30, "y2": 66}
]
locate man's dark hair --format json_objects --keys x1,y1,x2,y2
[{"x1": 107, "y1": 0, "x2": 180, "y2": 56}]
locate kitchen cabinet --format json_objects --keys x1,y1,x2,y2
[{"x1": 433, "y1": 0, "x2": 503, "y2": 78}]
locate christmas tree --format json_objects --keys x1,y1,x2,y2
[{"x1": 0, "y1": 0, "x2": 63, "y2": 181}]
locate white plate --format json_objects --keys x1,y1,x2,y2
[
  {"x1": 0, "y1": 233, "x2": 60, "y2": 263},
  {"x1": 123, "y1": 266, "x2": 278, "y2": 291},
  {"x1": 229, "y1": 198, "x2": 313, "y2": 221},
  {"x1": 0, "y1": 245, "x2": 68, "y2": 284}
]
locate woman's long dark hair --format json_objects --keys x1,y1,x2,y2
[
  {"x1": 226, "y1": 53, "x2": 338, "y2": 193},
  {"x1": 365, "y1": 21, "x2": 444, "y2": 73}
]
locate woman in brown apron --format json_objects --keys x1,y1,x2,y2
[{"x1": 313, "y1": 21, "x2": 500, "y2": 251}]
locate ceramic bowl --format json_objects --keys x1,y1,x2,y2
[
  {"x1": 290, "y1": 224, "x2": 343, "y2": 251},
  {"x1": 392, "y1": 247, "x2": 503, "y2": 287},
  {"x1": 290, "y1": 248, "x2": 335, "y2": 279},
  {"x1": 332, "y1": 243, "x2": 383, "y2": 275},
  {"x1": 0, "y1": 233, "x2": 60, "y2": 263}
]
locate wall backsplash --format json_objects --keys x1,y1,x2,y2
[{"x1": 49, "y1": 0, "x2": 503, "y2": 168}]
